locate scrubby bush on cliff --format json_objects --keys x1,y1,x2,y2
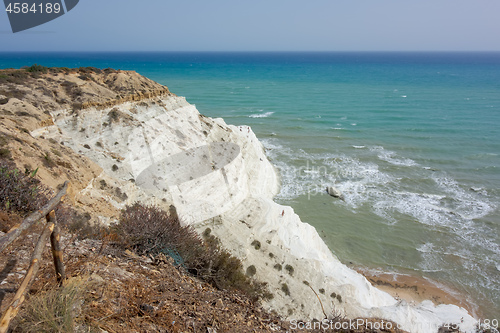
[
  {"x1": 116, "y1": 203, "x2": 269, "y2": 301},
  {"x1": 0, "y1": 162, "x2": 105, "y2": 238},
  {"x1": 26, "y1": 63, "x2": 48, "y2": 73},
  {"x1": 0, "y1": 162, "x2": 48, "y2": 217}
]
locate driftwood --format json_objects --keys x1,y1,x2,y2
[
  {"x1": 0, "y1": 181, "x2": 69, "y2": 254},
  {"x1": 0, "y1": 222, "x2": 55, "y2": 333},
  {"x1": 48, "y1": 210, "x2": 66, "y2": 285}
]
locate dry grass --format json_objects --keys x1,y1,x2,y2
[{"x1": 12, "y1": 278, "x2": 85, "y2": 333}]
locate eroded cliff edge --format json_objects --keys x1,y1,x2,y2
[{"x1": 0, "y1": 67, "x2": 477, "y2": 333}]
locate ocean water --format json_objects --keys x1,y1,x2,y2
[{"x1": 1, "y1": 52, "x2": 499, "y2": 318}]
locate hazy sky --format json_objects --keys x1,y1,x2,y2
[{"x1": 1, "y1": 0, "x2": 499, "y2": 52}]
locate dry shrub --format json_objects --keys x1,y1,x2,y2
[
  {"x1": 0, "y1": 162, "x2": 102, "y2": 238},
  {"x1": 0, "y1": 162, "x2": 49, "y2": 216},
  {"x1": 117, "y1": 203, "x2": 202, "y2": 261},
  {"x1": 116, "y1": 203, "x2": 269, "y2": 301},
  {"x1": 12, "y1": 278, "x2": 85, "y2": 333}
]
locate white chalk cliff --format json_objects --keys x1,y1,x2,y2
[{"x1": 37, "y1": 93, "x2": 476, "y2": 333}]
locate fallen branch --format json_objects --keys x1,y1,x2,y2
[
  {"x1": 48, "y1": 210, "x2": 66, "y2": 285},
  {"x1": 0, "y1": 222, "x2": 55, "y2": 333},
  {"x1": 307, "y1": 285, "x2": 328, "y2": 319}
]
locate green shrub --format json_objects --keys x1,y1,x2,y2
[
  {"x1": 246, "y1": 265, "x2": 256, "y2": 277},
  {"x1": 330, "y1": 292, "x2": 342, "y2": 303},
  {"x1": 281, "y1": 283, "x2": 290, "y2": 296},
  {"x1": 25, "y1": 63, "x2": 48, "y2": 73},
  {"x1": 116, "y1": 203, "x2": 269, "y2": 301},
  {"x1": 273, "y1": 264, "x2": 282, "y2": 271},
  {"x1": 285, "y1": 264, "x2": 294, "y2": 276},
  {"x1": 251, "y1": 240, "x2": 261, "y2": 250}
]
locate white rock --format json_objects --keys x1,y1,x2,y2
[{"x1": 327, "y1": 186, "x2": 343, "y2": 199}]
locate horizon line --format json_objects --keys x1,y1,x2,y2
[{"x1": 1, "y1": 50, "x2": 500, "y2": 53}]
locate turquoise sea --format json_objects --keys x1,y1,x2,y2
[{"x1": 1, "y1": 52, "x2": 499, "y2": 319}]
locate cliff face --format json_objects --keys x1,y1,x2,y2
[{"x1": 0, "y1": 68, "x2": 477, "y2": 333}]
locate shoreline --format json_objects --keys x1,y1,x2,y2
[{"x1": 353, "y1": 266, "x2": 480, "y2": 318}]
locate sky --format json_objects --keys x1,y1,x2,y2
[{"x1": 1, "y1": 0, "x2": 499, "y2": 52}]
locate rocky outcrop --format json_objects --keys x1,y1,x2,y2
[{"x1": 78, "y1": 87, "x2": 171, "y2": 110}]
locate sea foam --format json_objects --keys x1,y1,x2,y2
[{"x1": 249, "y1": 111, "x2": 274, "y2": 118}]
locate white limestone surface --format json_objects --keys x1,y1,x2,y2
[{"x1": 44, "y1": 94, "x2": 477, "y2": 333}]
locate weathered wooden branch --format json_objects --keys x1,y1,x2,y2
[
  {"x1": 307, "y1": 284, "x2": 328, "y2": 319},
  {"x1": 0, "y1": 181, "x2": 69, "y2": 254},
  {"x1": 0, "y1": 222, "x2": 55, "y2": 333},
  {"x1": 47, "y1": 210, "x2": 66, "y2": 285}
]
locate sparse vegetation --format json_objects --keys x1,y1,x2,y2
[
  {"x1": 281, "y1": 283, "x2": 290, "y2": 296},
  {"x1": 71, "y1": 102, "x2": 83, "y2": 111},
  {"x1": 273, "y1": 263, "x2": 282, "y2": 271},
  {"x1": 251, "y1": 240, "x2": 261, "y2": 250},
  {"x1": 50, "y1": 148, "x2": 62, "y2": 157},
  {"x1": 43, "y1": 152, "x2": 56, "y2": 168},
  {"x1": 108, "y1": 108, "x2": 120, "y2": 122},
  {"x1": 246, "y1": 265, "x2": 256, "y2": 277},
  {"x1": 319, "y1": 288, "x2": 325, "y2": 294},
  {"x1": 25, "y1": 63, "x2": 48, "y2": 73},
  {"x1": 0, "y1": 148, "x2": 11, "y2": 159},
  {"x1": 285, "y1": 264, "x2": 294, "y2": 276},
  {"x1": 0, "y1": 69, "x2": 29, "y2": 84},
  {"x1": 329, "y1": 292, "x2": 343, "y2": 303},
  {"x1": 13, "y1": 278, "x2": 84, "y2": 332},
  {"x1": 114, "y1": 187, "x2": 128, "y2": 201},
  {"x1": 0, "y1": 162, "x2": 100, "y2": 237},
  {"x1": 115, "y1": 203, "x2": 269, "y2": 301},
  {"x1": 0, "y1": 162, "x2": 48, "y2": 215}
]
